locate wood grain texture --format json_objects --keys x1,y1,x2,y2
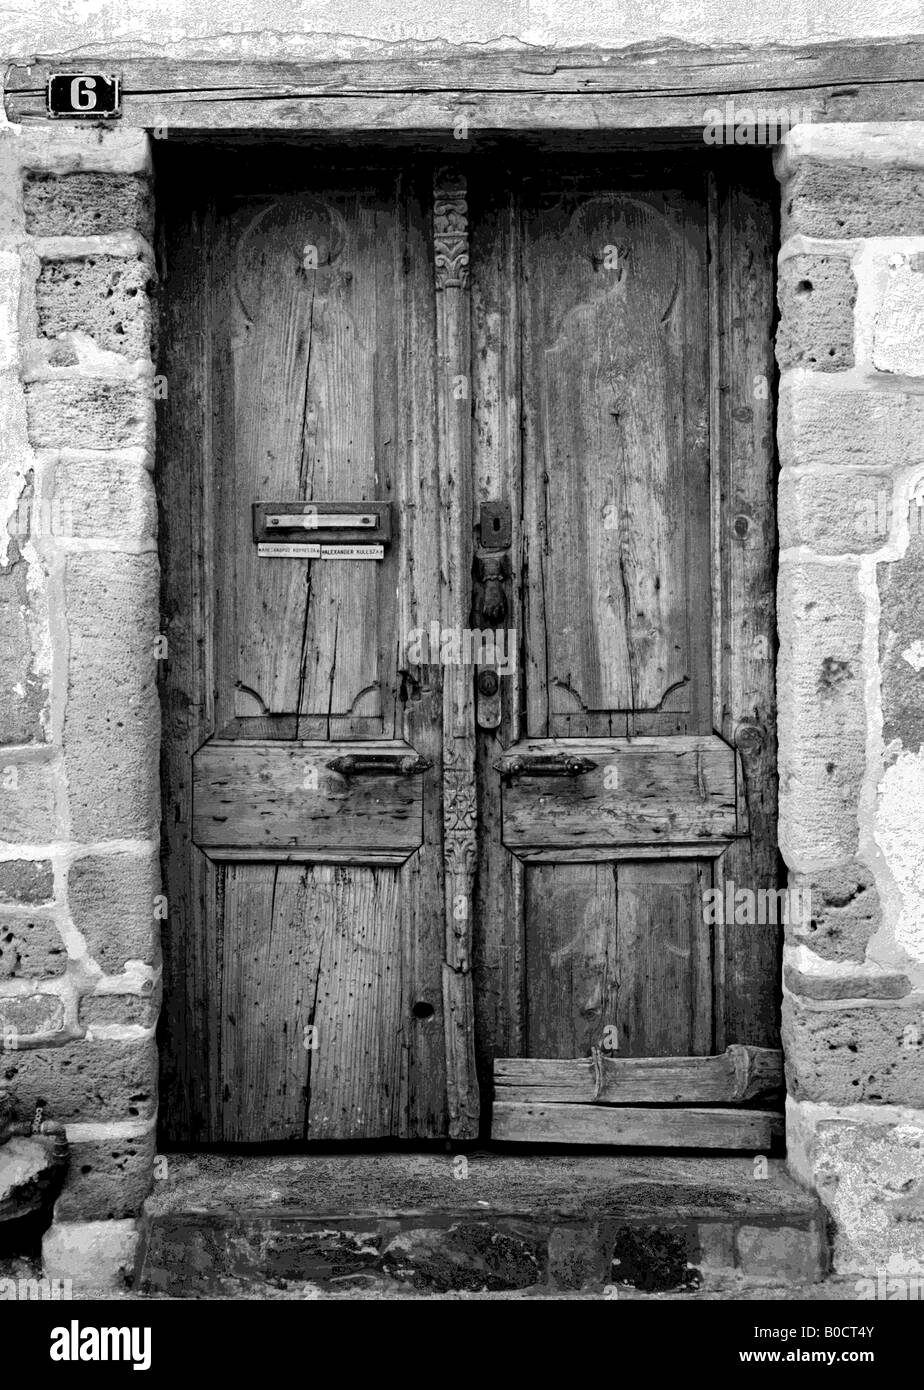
[
  {"x1": 494, "y1": 1046, "x2": 784, "y2": 1104},
  {"x1": 500, "y1": 736, "x2": 741, "y2": 852},
  {"x1": 469, "y1": 175, "x2": 526, "y2": 1105},
  {"x1": 8, "y1": 41, "x2": 924, "y2": 127},
  {"x1": 709, "y1": 166, "x2": 781, "y2": 1051},
  {"x1": 522, "y1": 189, "x2": 697, "y2": 722},
  {"x1": 613, "y1": 860, "x2": 714, "y2": 1056},
  {"x1": 524, "y1": 863, "x2": 618, "y2": 1059},
  {"x1": 492, "y1": 1102, "x2": 783, "y2": 1148},
  {"x1": 158, "y1": 149, "x2": 449, "y2": 1142},
  {"x1": 219, "y1": 865, "x2": 406, "y2": 1141},
  {"x1": 192, "y1": 739, "x2": 424, "y2": 861}
]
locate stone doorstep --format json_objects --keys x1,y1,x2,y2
[{"x1": 136, "y1": 1153, "x2": 829, "y2": 1297}]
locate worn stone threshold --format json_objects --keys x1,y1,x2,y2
[{"x1": 139, "y1": 1152, "x2": 829, "y2": 1296}]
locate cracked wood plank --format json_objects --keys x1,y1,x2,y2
[{"x1": 494, "y1": 1045, "x2": 784, "y2": 1104}]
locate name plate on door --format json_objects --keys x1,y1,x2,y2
[{"x1": 257, "y1": 542, "x2": 384, "y2": 559}]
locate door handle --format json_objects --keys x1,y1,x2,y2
[
  {"x1": 327, "y1": 752, "x2": 432, "y2": 776},
  {"x1": 494, "y1": 753, "x2": 597, "y2": 780}
]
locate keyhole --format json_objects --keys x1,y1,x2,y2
[{"x1": 492, "y1": 517, "x2": 500, "y2": 533}]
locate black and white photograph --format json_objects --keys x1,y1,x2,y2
[{"x1": 0, "y1": 0, "x2": 922, "y2": 1368}]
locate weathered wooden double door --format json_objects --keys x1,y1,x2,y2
[{"x1": 158, "y1": 145, "x2": 781, "y2": 1147}]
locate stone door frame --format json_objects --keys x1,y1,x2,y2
[{"x1": 2, "y1": 45, "x2": 923, "y2": 1271}]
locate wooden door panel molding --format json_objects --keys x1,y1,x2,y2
[
  {"x1": 434, "y1": 166, "x2": 481, "y2": 1138},
  {"x1": 498, "y1": 734, "x2": 745, "y2": 857},
  {"x1": 192, "y1": 738, "x2": 427, "y2": 865}
]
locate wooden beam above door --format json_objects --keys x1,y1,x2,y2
[{"x1": 7, "y1": 39, "x2": 924, "y2": 131}]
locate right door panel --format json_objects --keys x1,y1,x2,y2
[{"x1": 470, "y1": 155, "x2": 782, "y2": 1145}]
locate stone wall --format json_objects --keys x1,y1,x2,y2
[
  {"x1": 776, "y1": 123, "x2": 924, "y2": 1274},
  {"x1": 0, "y1": 127, "x2": 160, "y2": 1228}
]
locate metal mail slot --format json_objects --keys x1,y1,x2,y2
[
  {"x1": 268, "y1": 513, "x2": 377, "y2": 530},
  {"x1": 253, "y1": 500, "x2": 392, "y2": 546}
]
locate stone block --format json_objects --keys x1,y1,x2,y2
[
  {"x1": 67, "y1": 850, "x2": 159, "y2": 972},
  {"x1": 736, "y1": 1223, "x2": 826, "y2": 1281},
  {"x1": 49, "y1": 449, "x2": 156, "y2": 542},
  {"x1": 0, "y1": 860, "x2": 55, "y2": 904},
  {"x1": 778, "y1": 470, "x2": 893, "y2": 553},
  {"x1": 787, "y1": 1099, "x2": 924, "y2": 1273},
  {"x1": 777, "y1": 564, "x2": 868, "y2": 862},
  {"x1": 36, "y1": 255, "x2": 153, "y2": 360},
  {"x1": 0, "y1": 914, "x2": 66, "y2": 978},
  {"x1": 879, "y1": 526, "x2": 924, "y2": 752},
  {"x1": 54, "y1": 1126, "x2": 156, "y2": 1220},
  {"x1": 783, "y1": 1000, "x2": 924, "y2": 1105},
  {"x1": 79, "y1": 992, "x2": 159, "y2": 1028},
  {"x1": 24, "y1": 173, "x2": 153, "y2": 239},
  {"x1": 547, "y1": 1223, "x2": 608, "y2": 1290},
  {"x1": 0, "y1": 993, "x2": 65, "y2": 1040},
  {"x1": 0, "y1": 759, "x2": 59, "y2": 842},
  {"x1": 42, "y1": 1217, "x2": 142, "y2": 1292},
  {"x1": 871, "y1": 252, "x2": 924, "y2": 377},
  {"x1": 784, "y1": 964, "x2": 911, "y2": 1000},
  {"x1": 0, "y1": 1037, "x2": 157, "y2": 1123},
  {"x1": 777, "y1": 252, "x2": 856, "y2": 371},
  {"x1": 778, "y1": 378, "x2": 924, "y2": 471},
  {"x1": 786, "y1": 861, "x2": 882, "y2": 962},
  {"x1": 0, "y1": 547, "x2": 49, "y2": 746},
  {"x1": 63, "y1": 553, "x2": 159, "y2": 840},
  {"x1": 782, "y1": 162, "x2": 924, "y2": 239},
  {"x1": 24, "y1": 379, "x2": 152, "y2": 450}
]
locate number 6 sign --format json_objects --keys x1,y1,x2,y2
[{"x1": 47, "y1": 73, "x2": 121, "y2": 117}]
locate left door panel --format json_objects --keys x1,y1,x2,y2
[{"x1": 157, "y1": 148, "x2": 448, "y2": 1143}]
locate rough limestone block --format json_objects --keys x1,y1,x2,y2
[
  {"x1": 784, "y1": 964, "x2": 911, "y2": 1000},
  {"x1": 54, "y1": 1127, "x2": 156, "y2": 1220},
  {"x1": 777, "y1": 564, "x2": 868, "y2": 863},
  {"x1": 0, "y1": 992, "x2": 65, "y2": 1038},
  {"x1": 67, "y1": 849, "x2": 160, "y2": 971},
  {"x1": 778, "y1": 377, "x2": 924, "y2": 471},
  {"x1": 787, "y1": 1099, "x2": 924, "y2": 1273},
  {"x1": 0, "y1": 860, "x2": 55, "y2": 904},
  {"x1": 43, "y1": 1217, "x2": 141, "y2": 1292},
  {"x1": 79, "y1": 993, "x2": 158, "y2": 1028},
  {"x1": 0, "y1": 1037, "x2": 158, "y2": 1123},
  {"x1": 783, "y1": 999, "x2": 924, "y2": 1105},
  {"x1": 36, "y1": 256, "x2": 153, "y2": 360},
  {"x1": 0, "y1": 544, "x2": 49, "y2": 747},
  {"x1": 547, "y1": 1224, "x2": 608, "y2": 1290},
  {"x1": 880, "y1": 523, "x2": 924, "y2": 752},
  {"x1": 63, "y1": 553, "x2": 159, "y2": 840},
  {"x1": 24, "y1": 379, "x2": 152, "y2": 450},
  {"x1": 49, "y1": 449, "x2": 156, "y2": 542},
  {"x1": 782, "y1": 162, "x2": 924, "y2": 239},
  {"x1": 871, "y1": 251, "x2": 924, "y2": 377},
  {"x1": 777, "y1": 252, "x2": 856, "y2": 371},
  {"x1": 0, "y1": 759, "x2": 59, "y2": 841},
  {"x1": 778, "y1": 470, "x2": 892, "y2": 553},
  {"x1": 0, "y1": 914, "x2": 66, "y2": 978},
  {"x1": 17, "y1": 129, "x2": 151, "y2": 177},
  {"x1": 786, "y1": 862, "x2": 882, "y2": 962},
  {"x1": 736, "y1": 1223, "x2": 826, "y2": 1281},
  {"x1": 777, "y1": 128, "x2": 924, "y2": 240},
  {"x1": 24, "y1": 173, "x2": 153, "y2": 240}
]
